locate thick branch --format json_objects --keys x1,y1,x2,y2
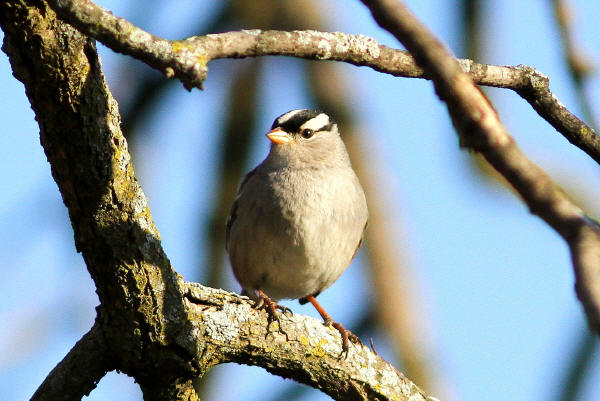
[
  {"x1": 180, "y1": 282, "x2": 428, "y2": 401},
  {"x1": 31, "y1": 323, "x2": 111, "y2": 401},
  {"x1": 359, "y1": 0, "x2": 600, "y2": 333},
  {"x1": 1, "y1": 2, "x2": 437, "y2": 400},
  {"x1": 47, "y1": 0, "x2": 600, "y2": 165},
  {"x1": 1, "y1": 0, "x2": 193, "y2": 396},
  {"x1": 5, "y1": 0, "x2": 598, "y2": 398}
]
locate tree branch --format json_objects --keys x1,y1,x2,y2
[
  {"x1": 1, "y1": 0, "x2": 192, "y2": 395},
  {"x1": 551, "y1": 0, "x2": 597, "y2": 129},
  {"x1": 359, "y1": 0, "x2": 600, "y2": 334},
  {"x1": 180, "y1": 282, "x2": 429, "y2": 401},
  {"x1": 47, "y1": 0, "x2": 600, "y2": 165},
  {"x1": 6, "y1": 0, "x2": 599, "y2": 398},
  {"x1": 1, "y1": 1, "x2": 437, "y2": 399},
  {"x1": 31, "y1": 323, "x2": 112, "y2": 401},
  {"x1": 45, "y1": 0, "x2": 600, "y2": 335}
]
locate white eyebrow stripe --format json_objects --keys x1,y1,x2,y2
[
  {"x1": 276, "y1": 109, "x2": 304, "y2": 125},
  {"x1": 301, "y1": 113, "x2": 330, "y2": 131}
]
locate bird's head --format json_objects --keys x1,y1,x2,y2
[{"x1": 265, "y1": 109, "x2": 349, "y2": 168}]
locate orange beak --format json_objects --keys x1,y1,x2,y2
[{"x1": 266, "y1": 128, "x2": 292, "y2": 145}]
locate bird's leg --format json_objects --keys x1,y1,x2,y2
[
  {"x1": 255, "y1": 289, "x2": 292, "y2": 315},
  {"x1": 303, "y1": 295, "x2": 361, "y2": 355},
  {"x1": 255, "y1": 289, "x2": 292, "y2": 336}
]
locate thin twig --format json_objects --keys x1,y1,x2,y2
[
  {"x1": 359, "y1": 0, "x2": 600, "y2": 335},
  {"x1": 550, "y1": 0, "x2": 597, "y2": 128},
  {"x1": 549, "y1": 2, "x2": 600, "y2": 399},
  {"x1": 47, "y1": 0, "x2": 600, "y2": 165}
]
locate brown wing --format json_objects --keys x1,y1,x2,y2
[{"x1": 225, "y1": 166, "x2": 258, "y2": 252}]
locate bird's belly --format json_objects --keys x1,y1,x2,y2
[
  {"x1": 232, "y1": 202, "x2": 359, "y2": 300},
  {"x1": 229, "y1": 167, "x2": 367, "y2": 301}
]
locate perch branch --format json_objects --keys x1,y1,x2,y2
[
  {"x1": 180, "y1": 282, "x2": 430, "y2": 401},
  {"x1": 0, "y1": 1, "x2": 437, "y2": 399}
]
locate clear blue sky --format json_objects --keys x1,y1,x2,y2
[{"x1": 1, "y1": 1, "x2": 600, "y2": 400}]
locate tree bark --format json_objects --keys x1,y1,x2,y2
[{"x1": 0, "y1": 1, "x2": 430, "y2": 400}]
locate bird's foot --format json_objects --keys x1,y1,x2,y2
[
  {"x1": 324, "y1": 318, "x2": 362, "y2": 356},
  {"x1": 303, "y1": 294, "x2": 361, "y2": 357},
  {"x1": 255, "y1": 290, "x2": 292, "y2": 337}
]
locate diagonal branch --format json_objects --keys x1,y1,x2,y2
[
  {"x1": 47, "y1": 0, "x2": 600, "y2": 165},
  {"x1": 31, "y1": 323, "x2": 112, "y2": 401},
  {"x1": 0, "y1": 1, "x2": 437, "y2": 400},
  {"x1": 550, "y1": 0, "x2": 597, "y2": 129},
  {"x1": 359, "y1": 0, "x2": 600, "y2": 335}
]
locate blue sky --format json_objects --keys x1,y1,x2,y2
[{"x1": 1, "y1": 1, "x2": 600, "y2": 400}]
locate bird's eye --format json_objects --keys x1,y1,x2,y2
[{"x1": 301, "y1": 129, "x2": 314, "y2": 139}]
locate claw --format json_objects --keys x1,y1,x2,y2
[
  {"x1": 325, "y1": 318, "x2": 362, "y2": 356},
  {"x1": 255, "y1": 289, "x2": 292, "y2": 338},
  {"x1": 305, "y1": 295, "x2": 361, "y2": 357},
  {"x1": 369, "y1": 337, "x2": 380, "y2": 356}
]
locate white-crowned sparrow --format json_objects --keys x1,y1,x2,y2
[{"x1": 226, "y1": 109, "x2": 368, "y2": 351}]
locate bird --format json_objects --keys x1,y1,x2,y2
[{"x1": 226, "y1": 109, "x2": 368, "y2": 352}]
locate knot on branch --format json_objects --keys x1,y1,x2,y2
[{"x1": 515, "y1": 64, "x2": 550, "y2": 94}]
